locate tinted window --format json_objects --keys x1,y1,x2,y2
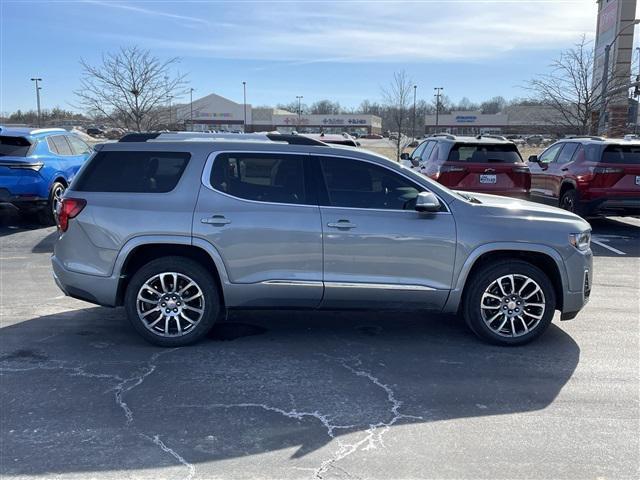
[
  {"x1": 420, "y1": 141, "x2": 436, "y2": 162},
  {"x1": 556, "y1": 143, "x2": 579, "y2": 163},
  {"x1": 75, "y1": 151, "x2": 190, "y2": 192},
  {"x1": 410, "y1": 141, "x2": 428, "y2": 159},
  {"x1": 210, "y1": 153, "x2": 307, "y2": 204},
  {"x1": 0, "y1": 136, "x2": 31, "y2": 157},
  {"x1": 601, "y1": 145, "x2": 640, "y2": 164},
  {"x1": 319, "y1": 156, "x2": 422, "y2": 210},
  {"x1": 538, "y1": 143, "x2": 563, "y2": 163},
  {"x1": 67, "y1": 135, "x2": 92, "y2": 155},
  {"x1": 48, "y1": 135, "x2": 73, "y2": 156},
  {"x1": 448, "y1": 143, "x2": 522, "y2": 163}
]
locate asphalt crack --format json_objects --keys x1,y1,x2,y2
[{"x1": 141, "y1": 434, "x2": 196, "y2": 480}]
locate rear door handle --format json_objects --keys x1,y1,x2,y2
[
  {"x1": 561, "y1": 167, "x2": 569, "y2": 171},
  {"x1": 201, "y1": 215, "x2": 231, "y2": 226},
  {"x1": 327, "y1": 220, "x2": 356, "y2": 229}
]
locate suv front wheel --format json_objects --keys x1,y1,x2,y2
[
  {"x1": 124, "y1": 256, "x2": 221, "y2": 346},
  {"x1": 463, "y1": 260, "x2": 556, "y2": 346}
]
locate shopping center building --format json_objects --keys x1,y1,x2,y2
[{"x1": 172, "y1": 93, "x2": 382, "y2": 135}]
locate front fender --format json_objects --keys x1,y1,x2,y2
[{"x1": 442, "y1": 241, "x2": 568, "y2": 314}]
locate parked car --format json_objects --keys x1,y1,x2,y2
[
  {"x1": 52, "y1": 131, "x2": 592, "y2": 347},
  {"x1": 401, "y1": 134, "x2": 531, "y2": 199},
  {"x1": 86, "y1": 127, "x2": 104, "y2": 137},
  {"x1": 361, "y1": 134, "x2": 384, "y2": 139},
  {"x1": 528, "y1": 136, "x2": 640, "y2": 217},
  {"x1": 0, "y1": 127, "x2": 93, "y2": 224}
]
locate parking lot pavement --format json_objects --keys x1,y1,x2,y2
[{"x1": 1, "y1": 209, "x2": 638, "y2": 480}]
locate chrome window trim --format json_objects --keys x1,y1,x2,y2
[
  {"x1": 201, "y1": 150, "x2": 317, "y2": 209},
  {"x1": 201, "y1": 150, "x2": 450, "y2": 214},
  {"x1": 261, "y1": 280, "x2": 323, "y2": 287}
]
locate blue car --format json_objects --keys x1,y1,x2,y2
[{"x1": 0, "y1": 127, "x2": 93, "y2": 224}]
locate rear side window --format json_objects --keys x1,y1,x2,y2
[
  {"x1": 67, "y1": 135, "x2": 92, "y2": 155},
  {"x1": 74, "y1": 151, "x2": 190, "y2": 193},
  {"x1": 0, "y1": 136, "x2": 31, "y2": 157},
  {"x1": 48, "y1": 135, "x2": 73, "y2": 156},
  {"x1": 210, "y1": 152, "x2": 308, "y2": 205},
  {"x1": 448, "y1": 143, "x2": 523, "y2": 163},
  {"x1": 601, "y1": 145, "x2": 640, "y2": 164}
]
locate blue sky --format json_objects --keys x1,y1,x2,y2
[{"x1": 1, "y1": 0, "x2": 601, "y2": 114}]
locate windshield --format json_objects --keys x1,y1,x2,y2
[
  {"x1": 448, "y1": 143, "x2": 523, "y2": 163},
  {"x1": 0, "y1": 136, "x2": 32, "y2": 157}
]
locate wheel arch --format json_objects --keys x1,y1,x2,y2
[
  {"x1": 444, "y1": 243, "x2": 567, "y2": 313},
  {"x1": 114, "y1": 237, "x2": 229, "y2": 307},
  {"x1": 559, "y1": 179, "x2": 577, "y2": 197}
]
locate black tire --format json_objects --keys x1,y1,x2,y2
[
  {"x1": 463, "y1": 260, "x2": 556, "y2": 346},
  {"x1": 38, "y1": 181, "x2": 66, "y2": 226},
  {"x1": 559, "y1": 189, "x2": 579, "y2": 215},
  {"x1": 124, "y1": 256, "x2": 221, "y2": 347}
]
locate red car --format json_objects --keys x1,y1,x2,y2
[
  {"x1": 528, "y1": 137, "x2": 640, "y2": 217},
  {"x1": 403, "y1": 134, "x2": 530, "y2": 199}
]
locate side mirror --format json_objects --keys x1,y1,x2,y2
[
  {"x1": 528, "y1": 155, "x2": 539, "y2": 163},
  {"x1": 415, "y1": 191, "x2": 441, "y2": 213},
  {"x1": 400, "y1": 152, "x2": 410, "y2": 160}
]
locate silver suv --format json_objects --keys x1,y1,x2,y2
[{"x1": 51, "y1": 132, "x2": 593, "y2": 347}]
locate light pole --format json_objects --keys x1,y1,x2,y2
[
  {"x1": 189, "y1": 88, "x2": 195, "y2": 131},
  {"x1": 434, "y1": 87, "x2": 444, "y2": 130},
  {"x1": 295, "y1": 95, "x2": 303, "y2": 131},
  {"x1": 412, "y1": 84, "x2": 417, "y2": 140},
  {"x1": 30, "y1": 78, "x2": 42, "y2": 127},
  {"x1": 597, "y1": 19, "x2": 640, "y2": 135},
  {"x1": 242, "y1": 81, "x2": 247, "y2": 133},
  {"x1": 166, "y1": 95, "x2": 174, "y2": 128}
]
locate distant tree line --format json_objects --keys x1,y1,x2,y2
[{"x1": 1, "y1": 107, "x2": 87, "y2": 125}]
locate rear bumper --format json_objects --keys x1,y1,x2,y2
[
  {"x1": 582, "y1": 197, "x2": 640, "y2": 216},
  {"x1": 0, "y1": 187, "x2": 47, "y2": 209},
  {"x1": 52, "y1": 255, "x2": 119, "y2": 307}
]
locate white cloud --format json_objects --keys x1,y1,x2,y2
[{"x1": 94, "y1": 1, "x2": 600, "y2": 63}]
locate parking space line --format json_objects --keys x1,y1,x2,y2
[{"x1": 592, "y1": 237, "x2": 626, "y2": 255}]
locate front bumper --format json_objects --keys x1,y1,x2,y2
[
  {"x1": 559, "y1": 250, "x2": 592, "y2": 320},
  {"x1": 52, "y1": 255, "x2": 119, "y2": 307}
]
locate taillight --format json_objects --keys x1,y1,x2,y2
[
  {"x1": 589, "y1": 166, "x2": 625, "y2": 188},
  {"x1": 57, "y1": 197, "x2": 86, "y2": 232}
]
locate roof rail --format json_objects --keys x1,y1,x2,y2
[
  {"x1": 30, "y1": 128, "x2": 67, "y2": 135},
  {"x1": 567, "y1": 135, "x2": 605, "y2": 141},
  {"x1": 476, "y1": 134, "x2": 508, "y2": 141},
  {"x1": 430, "y1": 133, "x2": 456, "y2": 140},
  {"x1": 118, "y1": 131, "x2": 328, "y2": 146}
]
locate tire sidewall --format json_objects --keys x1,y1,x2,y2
[
  {"x1": 124, "y1": 257, "x2": 220, "y2": 347},
  {"x1": 464, "y1": 261, "x2": 556, "y2": 346},
  {"x1": 560, "y1": 189, "x2": 579, "y2": 214}
]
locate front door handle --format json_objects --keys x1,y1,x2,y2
[
  {"x1": 327, "y1": 219, "x2": 356, "y2": 229},
  {"x1": 201, "y1": 215, "x2": 231, "y2": 226},
  {"x1": 561, "y1": 167, "x2": 569, "y2": 171}
]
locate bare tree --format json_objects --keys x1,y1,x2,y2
[
  {"x1": 524, "y1": 36, "x2": 617, "y2": 135},
  {"x1": 309, "y1": 99, "x2": 342, "y2": 114},
  {"x1": 382, "y1": 71, "x2": 414, "y2": 161},
  {"x1": 75, "y1": 47, "x2": 187, "y2": 131}
]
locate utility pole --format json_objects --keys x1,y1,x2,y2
[
  {"x1": 189, "y1": 88, "x2": 195, "y2": 131},
  {"x1": 412, "y1": 85, "x2": 417, "y2": 140},
  {"x1": 30, "y1": 78, "x2": 42, "y2": 127},
  {"x1": 242, "y1": 81, "x2": 247, "y2": 133},
  {"x1": 296, "y1": 95, "x2": 303, "y2": 131},
  {"x1": 434, "y1": 87, "x2": 444, "y2": 130},
  {"x1": 166, "y1": 95, "x2": 174, "y2": 128}
]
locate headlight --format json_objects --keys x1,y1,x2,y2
[{"x1": 569, "y1": 231, "x2": 591, "y2": 251}]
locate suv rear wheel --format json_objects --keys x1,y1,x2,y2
[
  {"x1": 124, "y1": 256, "x2": 220, "y2": 346},
  {"x1": 463, "y1": 260, "x2": 556, "y2": 346},
  {"x1": 559, "y1": 188, "x2": 578, "y2": 214}
]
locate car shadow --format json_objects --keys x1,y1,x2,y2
[{"x1": 0, "y1": 307, "x2": 580, "y2": 477}]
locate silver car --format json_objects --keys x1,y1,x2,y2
[{"x1": 51, "y1": 132, "x2": 593, "y2": 347}]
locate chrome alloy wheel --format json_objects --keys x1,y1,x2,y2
[
  {"x1": 480, "y1": 274, "x2": 546, "y2": 338},
  {"x1": 52, "y1": 183, "x2": 65, "y2": 218},
  {"x1": 136, "y1": 272, "x2": 205, "y2": 337}
]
